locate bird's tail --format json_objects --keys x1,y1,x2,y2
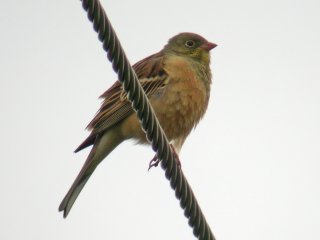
[{"x1": 59, "y1": 126, "x2": 124, "y2": 218}]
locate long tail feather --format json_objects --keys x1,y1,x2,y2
[{"x1": 59, "y1": 126, "x2": 124, "y2": 217}]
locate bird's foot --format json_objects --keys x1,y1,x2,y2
[
  {"x1": 148, "y1": 155, "x2": 160, "y2": 171},
  {"x1": 148, "y1": 144, "x2": 181, "y2": 171}
]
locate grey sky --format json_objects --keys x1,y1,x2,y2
[{"x1": 1, "y1": 0, "x2": 319, "y2": 239}]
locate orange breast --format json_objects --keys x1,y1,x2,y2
[{"x1": 150, "y1": 56, "x2": 210, "y2": 141}]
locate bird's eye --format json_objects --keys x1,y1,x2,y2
[{"x1": 185, "y1": 40, "x2": 195, "y2": 48}]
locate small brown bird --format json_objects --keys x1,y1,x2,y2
[{"x1": 59, "y1": 32, "x2": 217, "y2": 217}]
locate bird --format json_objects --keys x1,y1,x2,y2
[{"x1": 59, "y1": 32, "x2": 217, "y2": 218}]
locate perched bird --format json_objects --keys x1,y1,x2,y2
[{"x1": 59, "y1": 32, "x2": 217, "y2": 217}]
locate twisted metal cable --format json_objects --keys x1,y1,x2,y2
[{"x1": 80, "y1": 0, "x2": 215, "y2": 239}]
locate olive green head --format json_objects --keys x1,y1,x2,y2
[{"x1": 164, "y1": 32, "x2": 217, "y2": 64}]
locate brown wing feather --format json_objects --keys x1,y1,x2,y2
[
  {"x1": 133, "y1": 51, "x2": 166, "y2": 78},
  {"x1": 75, "y1": 51, "x2": 168, "y2": 152}
]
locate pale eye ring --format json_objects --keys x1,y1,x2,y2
[{"x1": 185, "y1": 40, "x2": 195, "y2": 48}]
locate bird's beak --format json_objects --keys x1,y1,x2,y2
[{"x1": 201, "y1": 42, "x2": 217, "y2": 51}]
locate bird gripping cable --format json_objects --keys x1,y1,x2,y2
[{"x1": 80, "y1": 1, "x2": 216, "y2": 239}]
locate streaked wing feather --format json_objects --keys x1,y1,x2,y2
[
  {"x1": 87, "y1": 51, "x2": 167, "y2": 135},
  {"x1": 133, "y1": 51, "x2": 166, "y2": 79},
  {"x1": 91, "y1": 103, "x2": 132, "y2": 134}
]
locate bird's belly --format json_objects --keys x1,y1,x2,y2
[{"x1": 150, "y1": 83, "x2": 207, "y2": 141}]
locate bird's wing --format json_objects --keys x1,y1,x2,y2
[{"x1": 75, "y1": 51, "x2": 168, "y2": 152}]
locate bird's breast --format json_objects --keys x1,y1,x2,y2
[{"x1": 150, "y1": 56, "x2": 210, "y2": 141}]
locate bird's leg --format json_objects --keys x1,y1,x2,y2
[
  {"x1": 170, "y1": 144, "x2": 181, "y2": 168},
  {"x1": 148, "y1": 144, "x2": 181, "y2": 171}
]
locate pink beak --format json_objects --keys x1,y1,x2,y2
[{"x1": 201, "y1": 42, "x2": 217, "y2": 51}]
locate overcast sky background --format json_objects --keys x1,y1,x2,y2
[{"x1": 1, "y1": 0, "x2": 319, "y2": 239}]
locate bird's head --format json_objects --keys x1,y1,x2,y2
[{"x1": 164, "y1": 32, "x2": 217, "y2": 64}]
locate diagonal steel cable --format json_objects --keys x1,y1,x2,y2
[{"x1": 80, "y1": 0, "x2": 216, "y2": 239}]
